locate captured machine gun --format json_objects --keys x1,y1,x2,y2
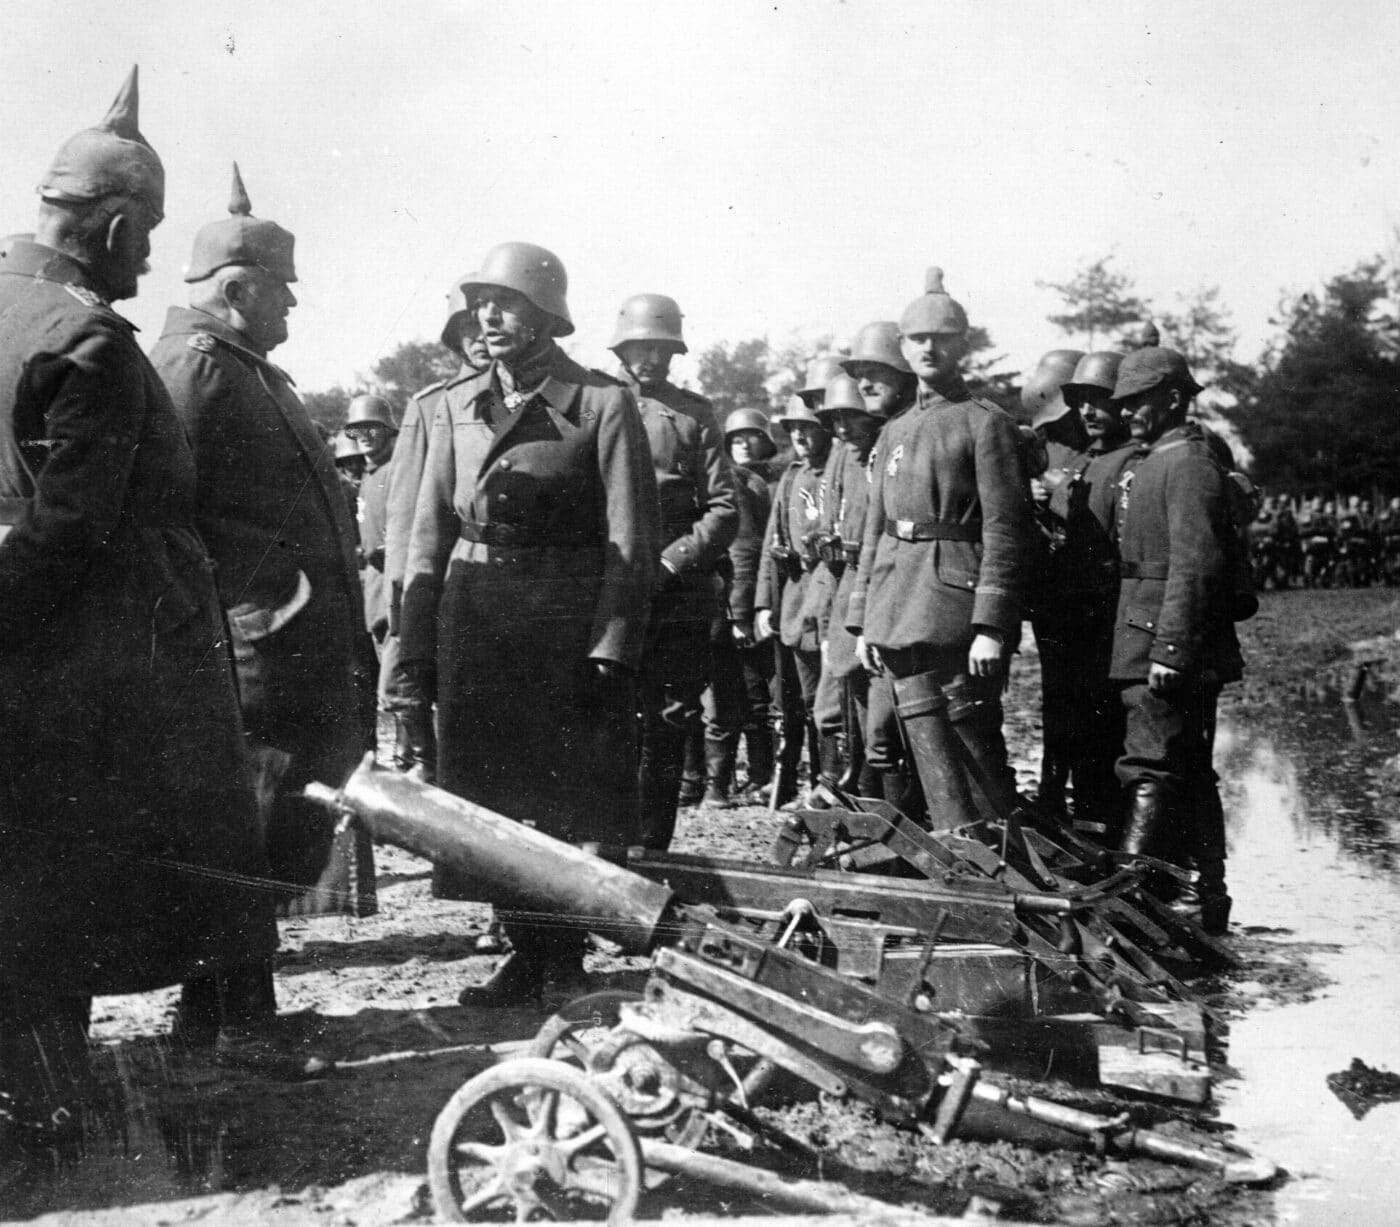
[{"x1": 307, "y1": 759, "x2": 1273, "y2": 1224}]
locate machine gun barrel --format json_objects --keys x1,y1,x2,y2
[{"x1": 305, "y1": 755, "x2": 673, "y2": 954}]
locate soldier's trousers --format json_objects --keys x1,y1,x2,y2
[
  {"x1": 639, "y1": 586, "x2": 713, "y2": 848},
  {"x1": 1117, "y1": 677, "x2": 1224, "y2": 865},
  {"x1": 815, "y1": 665, "x2": 869, "y2": 785},
  {"x1": 772, "y1": 642, "x2": 821, "y2": 787}
]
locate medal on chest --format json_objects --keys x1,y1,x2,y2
[{"x1": 886, "y1": 443, "x2": 904, "y2": 479}]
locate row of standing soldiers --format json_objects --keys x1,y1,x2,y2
[{"x1": 1249, "y1": 494, "x2": 1400, "y2": 588}]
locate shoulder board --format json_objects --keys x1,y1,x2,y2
[
  {"x1": 61, "y1": 282, "x2": 108, "y2": 310},
  {"x1": 186, "y1": 332, "x2": 218, "y2": 354},
  {"x1": 969, "y1": 396, "x2": 1009, "y2": 416},
  {"x1": 587, "y1": 367, "x2": 628, "y2": 388}
]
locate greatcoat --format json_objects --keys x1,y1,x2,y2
[
  {"x1": 0, "y1": 239, "x2": 276, "y2": 997},
  {"x1": 399, "y1": 345, "x2": 659, "y2": 846},
  {"x1": 151, "y1": 307, "x2": 375, "y2": 913}
]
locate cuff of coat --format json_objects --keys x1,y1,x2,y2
[
  {"x1": 970, "y1": 587, "x2": 1018, "y2": 638},
  {"x1": 1149, "y1": 637, "x2": 1198, "y2": 672},
  {"x1": 661, "y1": 540, "x2": 699, "y2": 577},
  {"x1": 228, "y1": 570, "x2": 312, "y2": 642}
]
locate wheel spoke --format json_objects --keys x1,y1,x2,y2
[
  {"x1": 490, "y1": 1096, "x2": 524, "y2": 1142},
  {"x1": 565, "y1": 1156, "x2": 625, "y2": 1199},
  {"x1": 459, "y1": 1175, "x2": 507, "y2": 1215},
  {"x1": 525, "y1": 1087, "x2": 561, "y2": 1140},
  {"x1": 455, "y1": 1140, "x2": 505, "y2": 1163},
  {"x1": 557, "y1": 1121, "x2": 608, "y2": 1159}
]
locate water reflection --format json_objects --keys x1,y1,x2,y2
[{"x1": 1217, "y1": 697, "x2": 1400, "y2": 875}]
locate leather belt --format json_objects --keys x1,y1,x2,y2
[
  {"x1": 883, "y1": 518, "x2": 981, "y2": 543},
  {"x1": 460, "y1": 521, "x2": 593, "y2": 549},
  {"x1": 1120, "y1": 560, "x2": 1170, "y2": 580}
]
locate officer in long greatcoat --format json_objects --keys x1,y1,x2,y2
[
  {"x1": 0, "y1": 69, "x2": 275, "y2": 1144},
  {"x1": 610, "y1": 293, "x2": 737, "y2": 847},
  {"x1": 850, "y1": 269, "x2": 1032, "y2": 822},
  {"x1": 400, "y1": 242, "x2": 659, "y2": 1006},
  {"x1": 380, "y1": 275, "x2": 488, "y2": 779},
  {"x1": 151, "y1": 165, "x2": 377, "y2": 1034},
  {"x1": 1107, "y1": 347, "x2": 1245, "y2": 934}
]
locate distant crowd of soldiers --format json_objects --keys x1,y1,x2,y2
[
  {"x1": 0, "y1": 68, "x2": 1253, "y2": 1164},
  {"x1": 1249, "y1": 494, "x2": 1400, "y2": 589}
]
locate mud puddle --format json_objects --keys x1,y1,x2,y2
[{"x1": 1214, "y1": 698, "x2": 1400, "y2": 1225}]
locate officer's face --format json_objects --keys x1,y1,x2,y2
[
  {"x1": 729, "y1": 430, "x2": 766, "y2": 467},
  {"x1": 788, "y1": 422, "x2": 830, "y2": 464},
  {"x1": 1072, "y1": 388, "x2": 1121, "y2": 440},
  {"x1": 839, "y1": 409, "x2": 881, "y2": 455},
  {"x1": 474, "y1": 287, "x2": 548, "y2": 363},
  {"x1": 615, "y1": 340, "x2": 676, "y2": 388},
  {"x1": 1120, "y1": 383, "x2": 1182, "y2": 443},
  {"x1": 347, "y1": 423, "x2": 393, "y2": 461},
  {"x1": 104, "y1": 199, "x2": 158, "y2": 301},
  {"x1": 464, "y1": 331, "x2": 491, "y2": 369},
  {"x1": 232, "y1": 266, "x2": 296, "y2": 351},
  {"x1": 900, "y1": 332, "x2": 966, "y2": 388},
  {"x1": 848, "y1": 364, "x2": 907, "y2": 416}
]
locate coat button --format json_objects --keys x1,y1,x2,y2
[
  {"x1": 497, "y1": 493, "x2": 509, "y2": 503},
  {"x1": 500, "y1": 459, "x2": 512, "y2": 470}
]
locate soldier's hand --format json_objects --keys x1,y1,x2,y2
[
  {"x1": 1030, "y1": 477, "x2": 1050, "y2": 505},
  {"x1": 856, "y1": 635, "x2": 884, "y2": 676},
  {"x1": 755, "y1": 610, "x2": 774, "y2": 641},
  {"x1": 1148, "y1": 662, "x2": 1184, "y2": 694},
  {"x1": 968, "y1": 632, "x2": 1005, "y2": 679},
  {"x1": 731, "y1": 620, "x2": 755, "y2": 648}
]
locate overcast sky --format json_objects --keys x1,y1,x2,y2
[{"x1": 3, "y1": 0, "x2": 1397, "y2": 393}]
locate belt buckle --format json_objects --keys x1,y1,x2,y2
[
  {"x1": 896, "y1": 519, "x2": 915, "y2": 540},
  {"x1": 493, "y1": 522, "x2": 524, "y2": 546}
]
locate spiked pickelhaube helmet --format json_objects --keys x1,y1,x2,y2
[
  {"x1": 39, "y1": 65, "x2": 165, "y2": 221},
  {"x1": 1021, "y1": 348, "x2": 1086, "y2": 428},
  {"x1": 723, "y1": 408, "x2": 777, "y2": 461},
  {"x1": 898, "y1": 267, "x2": 969, "y2": 338},
  {"x1": 608, "y1": 293, "x2": 687, "y2": 353},
  {"x1": 462, "y1": 242, "x2": 573, "y2": 337},
  {"x1": 185, "y1": 163, "x2": 296, "y2": 283}
]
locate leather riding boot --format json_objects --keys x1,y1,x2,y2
[
  {"x1": 773, "y1": 723, "x2": 805, "y2": 808},
  {"x1": 891, "y1": 672, "x2": 981, "y2": 831},
  {"x1": 943, "y1": 677, "x2": 1019, "y2": 820},
  {"x1": 702, "y1": 735, "x2": 736, "y2": 806},
  {"x1": 1120, "y1": 779, "x2": 1180, "y2": 902},
  {"x1": 639, "y1": 730, "x2": 688, "y2": 850},
  {"x1": 677, "y1": 730, "x2": 705, "y2": 807},
  {"x1": 807, "y1": 732, "x2": 844, "y2": 808},
  {"x1": 743, "y1": 727, "x2": 774, "y2": 794}
]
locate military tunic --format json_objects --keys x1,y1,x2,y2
[
  {"x1": 359, "y1": 452, "x2": 393, "y2": 641},
  {"x1": 399, "y1": 345, "x2": 659, "y2": 847},
  {"x1": 151, "y1": 307, "x2": 376, "y2": 915},
  {"x1": 0, "y1": 239, "x2": 276, "y2": 999}
]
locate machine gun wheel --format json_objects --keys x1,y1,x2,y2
[
  {"x1": 530, "y1": 990, "x2": 776, "y2": 1153},
  {"x1": 428, "y1": 1056, "x2": 643, "y2": 1225}
]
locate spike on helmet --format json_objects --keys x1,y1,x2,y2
[
  {"x1": 608, "y1": 293, "x2": 686, "y2": 353},
  {"x1": 1021, "y1": 348, "x2": 1086, "y2": 427},
  {"x1": 1124, "y1": 319, "x2": 1161, "y2": 351},
  {"x1": 898, "y1": 266, "x2": 969, "y2": 338},
  {"x1": 345, "y1": 393, "x2": 397, "y2": 431},
  {"x1": 39, "y1": 65, "x2": 166, "y2": 221},
  {"x1": 184, "y1": 163, "x2": 296, "y2": 283},
  {"x1": 1063, "y1": 351, "x2": 1124, "y2": 398},
  {"x1": 776, "y1": 394, "x2": 829, "y2": 430},
  {"x1": 841, "y1": 320, "x2": 912, "y2": 376},
  {"x1": 461, "y1": 241, "x2": 573, "y2": 337},
  {"x1": 797, "y1": 355, "x2": 844, "y2": 403},
  {"x1": 441, "y1": 270, "x2": 477, "y2": 350},
  {"x1": 823, "y1": 373, "x2": 867, "y2": 415},
  {"x1": 723, "y1": 407, "x2": 777, "y2": 461}
]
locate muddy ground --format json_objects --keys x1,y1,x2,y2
[{"x1": 10, "y1": 589, "x2": 1399, "y2": 1226}]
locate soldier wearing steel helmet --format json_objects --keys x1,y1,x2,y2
[
  {"x1": 1107, "y1": 347, "x2": 1244, "y2": 933},
  {"x1": 400, "y1": 242, "x2": 659, "y2": 1007},
  {"x1": 756, "y1": 394, "x2": 837, "y2": 806},
  {"x1": 333, "y1": 430, "x2": 367, "y2": 501},
  {"x1": 380, "y1": 273, "x2": 489, "y2": 782},
  {"x1": 1, "y1": 68, "x2": 276, "y2": 1143},
  {"x1": 849, "y1": 269, "x2": 1033, "y2": 817},
  {"x1": 345, "y1": 393, "x2": 398, "y2": 655},
  {"x1": 610, "y1": 293, "x2": 738, "y2": 845},
  {"x1": 807, "y1": 368, "x2": 902, "y2": 801},
  {"x1": 700, "y1": 408, "x2": 778, "y2": 802}
]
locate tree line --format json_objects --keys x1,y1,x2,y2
[{"x1": 304, "y1": 248, "x2": 1400, "y2": 497}]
